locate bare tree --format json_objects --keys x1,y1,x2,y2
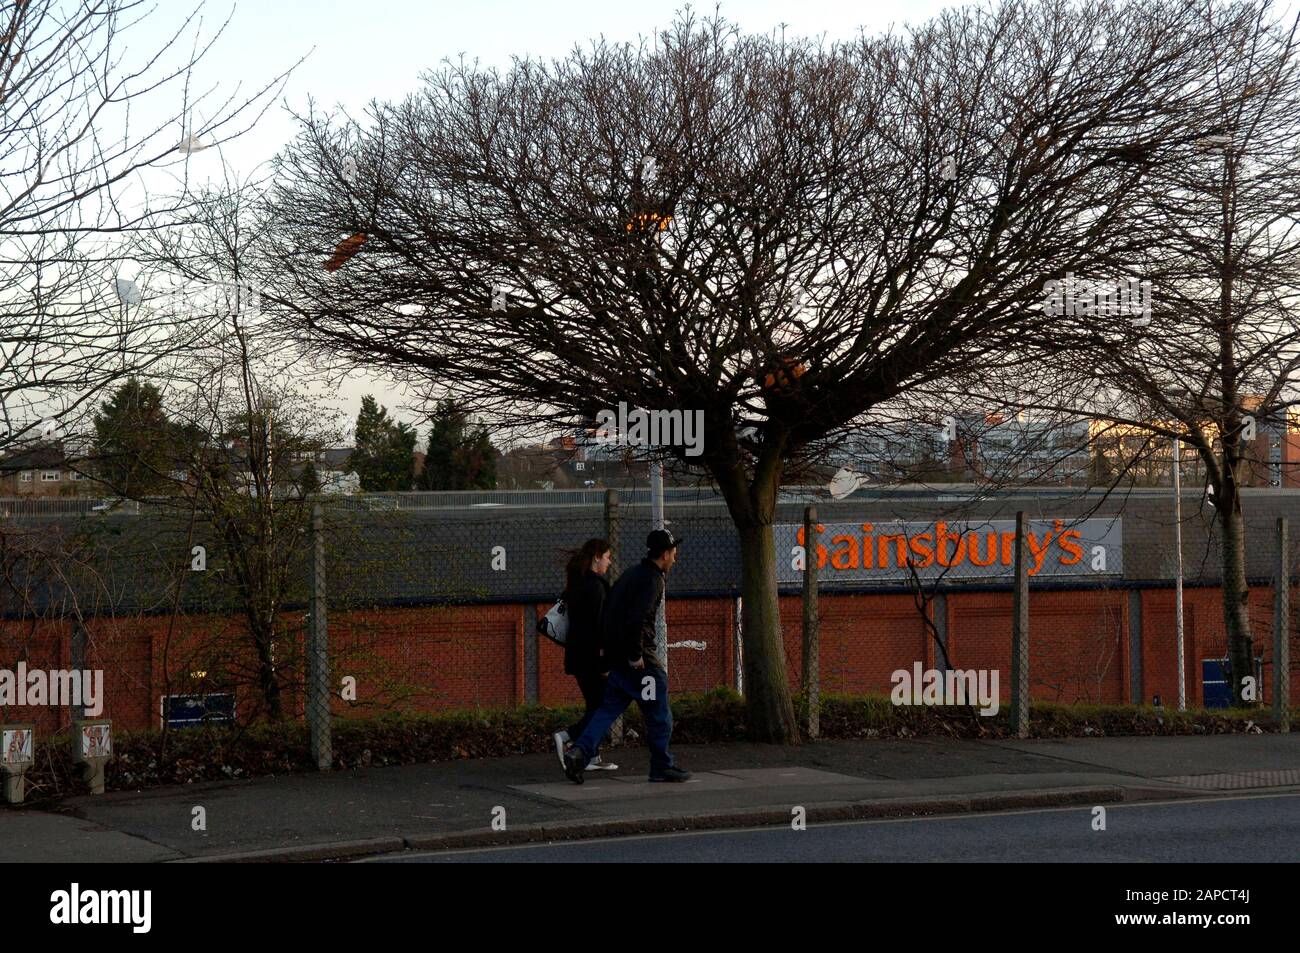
[
  {"x1": 0, "y1": 0, "x2": 295, "y2": 452},
  {"x1": 262, "y1": 3, "x2": 1229, "y2": 741},
  {"x1": 1044, "y1": 1, "x2": 1300, "y2": 706},
  {"x1": 90, "y1": 175, "x2": 344, "y2": 719}
]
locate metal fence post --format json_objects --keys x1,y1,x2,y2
[
  {"x1": 308, "y1": 504, "x2": 332, "y2": 770},
  {"x1": 802, "y1": 506, "x2": 820, "y2": 739},
  {"x1": 1011, "y1": 510, "x2": 1030, "y2": 738},
  {"x1": 1275, "y1": 517, "x2": 1291, "y2": 732}
]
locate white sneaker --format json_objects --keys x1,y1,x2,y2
[
  {"x1": 553, "y1": 730, "x2": 570, "y2": 769},
  {"x1": 587, "y1": 755, "x2": 618, "y2": 771}
]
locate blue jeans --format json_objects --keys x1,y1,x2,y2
[{"x1": 572, "y1": 662, "x2": 674, "y2": 774}]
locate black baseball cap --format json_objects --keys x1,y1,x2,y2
[{"x1": 646, "y1": 529, "x2": 683, "y2": 557}]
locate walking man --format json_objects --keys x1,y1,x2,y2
[{"x1": 562, "y1": 529, "x2": 691, "y2": 784}]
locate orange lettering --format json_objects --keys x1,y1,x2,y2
[
  {"x1": 1059, "y1": 529, "x2": 1083, "y2": 564},
  {"x1": 908, "y1": 533, "x2": 934, "y2": 568},
  {"x1": 1001, "y1": 531, "x2": 1017, "y2": 565},
  {"x1": 797, "y1": 524, "x2": 829, "y2": 569},
  {"x1": 878, "y1": 534, "x2": 908, "y2": 568},
  {"x1": 936, "y1": 522, "x2": 967, "y2": 567},
  {"x1": 1025, "y1": 528, "x2": 1056, "y2": 576},
  {"x1": 831, "y1": 534, "x2": 860, "y2": 569},
  {"x1": 968, "y1": 531, "x2": 998, "y2": 567}
]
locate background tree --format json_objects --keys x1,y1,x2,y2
[
  {"x1": 112, "y1": 174, "x2": 344, "y2": 719},
  {"x1": 299, "y1": 459, "x2": 322, "y2": 496},
  {"x1": 1042, "y1": 0, "x2": 1300, "y2": 706},
  {"x1": 350, "y1": 395, "x2": 416, "y2": 491},
  {"x1": 265, "y1": 3, "x2": 1231, "y2": 741},
  {"x1": 91, "y1": 377, "x2": 174, "y2": 495},
  {"x1": 0, "y1": 0, "x2": 292, "y2": 453},
  {"x1": 418, "y1": 399, "x2": 498, "y2": 490}
]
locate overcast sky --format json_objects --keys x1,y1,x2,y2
[{"x1": 125, "y1": 0, "x2": 960, "y2": 439}]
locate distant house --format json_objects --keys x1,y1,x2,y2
[
  {"x1": 0, "y1": 445, "x2": 92, "y2": 497},
  {"x1": 497, "y1": 430, "x2": 650, "y2": 490},
  {"x1": 316, "y1": 448, "x2": 360, "y2": 494},
  {"x1": 287, "y1": 447, "x2": 360, "y2": 495}
]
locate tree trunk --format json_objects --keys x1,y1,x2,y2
[
  {"x1": 735, "y1": 520, "x2": 800, "y2": 742},
  {"x1": 1218, "y1": 480, "x2": 1255, "y2": 707},
  {"x1": 708, "y1": 436, "x2": 799, "y2": 743},
  {"x1": 254, "y1": 628, "x2": 283, "y2": 721}
]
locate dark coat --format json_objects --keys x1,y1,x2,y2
[
  {"x1": 601, "y1": 558, "x2": 666, "y2": 670},
  {"x1": 563, "y1": 570, "x2": 611, "y2": 676}
]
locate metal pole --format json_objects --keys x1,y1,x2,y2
[
  {"x1": 733, "y1": 595, "x2": 744, "y2": 694},
  {"x1": 650, "y1": 461, "x2": 666, "y2": 673},
  {"x1": 1174, "y1": 437, "x2": 1186, "y2": 711}
]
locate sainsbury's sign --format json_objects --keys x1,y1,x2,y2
[{"x1": 774, "y1": 518, "x2": 1122, "y2": 584}]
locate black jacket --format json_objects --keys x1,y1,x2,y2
[
  {"x1": 601, "y1": 558, "x2": 666, "y2": 670},
  {"x1": 563, "y1": 570, "x2": 611, "y2": 676}
]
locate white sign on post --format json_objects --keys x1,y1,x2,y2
[
  {"x1": 2, "y1": 727, "x2": 33, "y2": 766},
  {"x1": 80, "y1": 722, "x2": 112, "y2": 760}
]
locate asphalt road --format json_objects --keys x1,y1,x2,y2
[{"x1": 375, "y1": 791, "x2": 1300, "y2": 863}]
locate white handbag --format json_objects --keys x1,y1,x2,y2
[{"x1": 538, "y1": 598, "x2": 569, "y2": 646}]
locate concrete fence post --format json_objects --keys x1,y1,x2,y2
[
  {"x1": 802, "y1": 506, "x2": 820, "y2": 739},
  {"x1": 307, "y1": 504, "x2": 332, "y2": 771},
  {"x1": 604, "y1": 489, "x2": 624, "y2": 744},
  {"x1": 604, "y1": 489, "x2": 621, "y2": 578},
  {"x1": 1010, "y1": 511, "x2": 1030, "y2": 738},
  {"x1": 1274, "y1": 517, "x2": 1291, "y2": 732}
]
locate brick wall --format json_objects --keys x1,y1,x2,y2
[{"x1": 4, "y1": 585, "x2": 1295, "y2": 731}]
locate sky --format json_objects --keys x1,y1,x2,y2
[{"x1": 121, "y1": 0, "x2": 960, "y2": 439}]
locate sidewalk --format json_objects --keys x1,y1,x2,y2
[{"x1": 4, "y1": 733, "x2": 1298, "y2": 862}]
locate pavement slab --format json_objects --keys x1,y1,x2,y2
[{"x1": 4, "y1": 733, "x2": 1297, "y2": 862}]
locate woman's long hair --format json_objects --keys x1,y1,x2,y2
[{"x1": 564, "y1": 538, "x2": 611, "y2": 596}]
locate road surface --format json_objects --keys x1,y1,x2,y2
[{"x1": 373, "y1": 792, "x2": 1300, "y2": 863}]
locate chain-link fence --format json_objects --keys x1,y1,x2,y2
[{"x1": 1, "y1": 488, "x2": 1298, "y2": 744}]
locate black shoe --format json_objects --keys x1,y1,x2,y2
[
  {"x1": 649, "y1": 766, "x2": 691, "y2": 783},
  {"x1": 563, "y1": 747, "x2": 586, "y2": 785}
]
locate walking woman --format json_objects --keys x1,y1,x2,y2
[{"x1": 553, "y1": 538, "x2": 617, "y2": 771}]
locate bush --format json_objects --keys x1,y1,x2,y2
[{"x1": 8, "y1": 692, "x2": 1286, "y2": 803}]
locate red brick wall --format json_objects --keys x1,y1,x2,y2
[
  {"x1": 779, "y1": 592, "x2": 931, "y2": 696},
  {"x1": 3, "y1": 587, "x2": 1297, "y2": 731},
  {"x1": 537, "y1": 599, "x2": 736, "y2": 705},
  {"x1": 948, "y1": 590, "x2": 1129, "y2": 704},
  {"x1": 331, "y1": 604, "x2": 525, "y2": 714}
]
